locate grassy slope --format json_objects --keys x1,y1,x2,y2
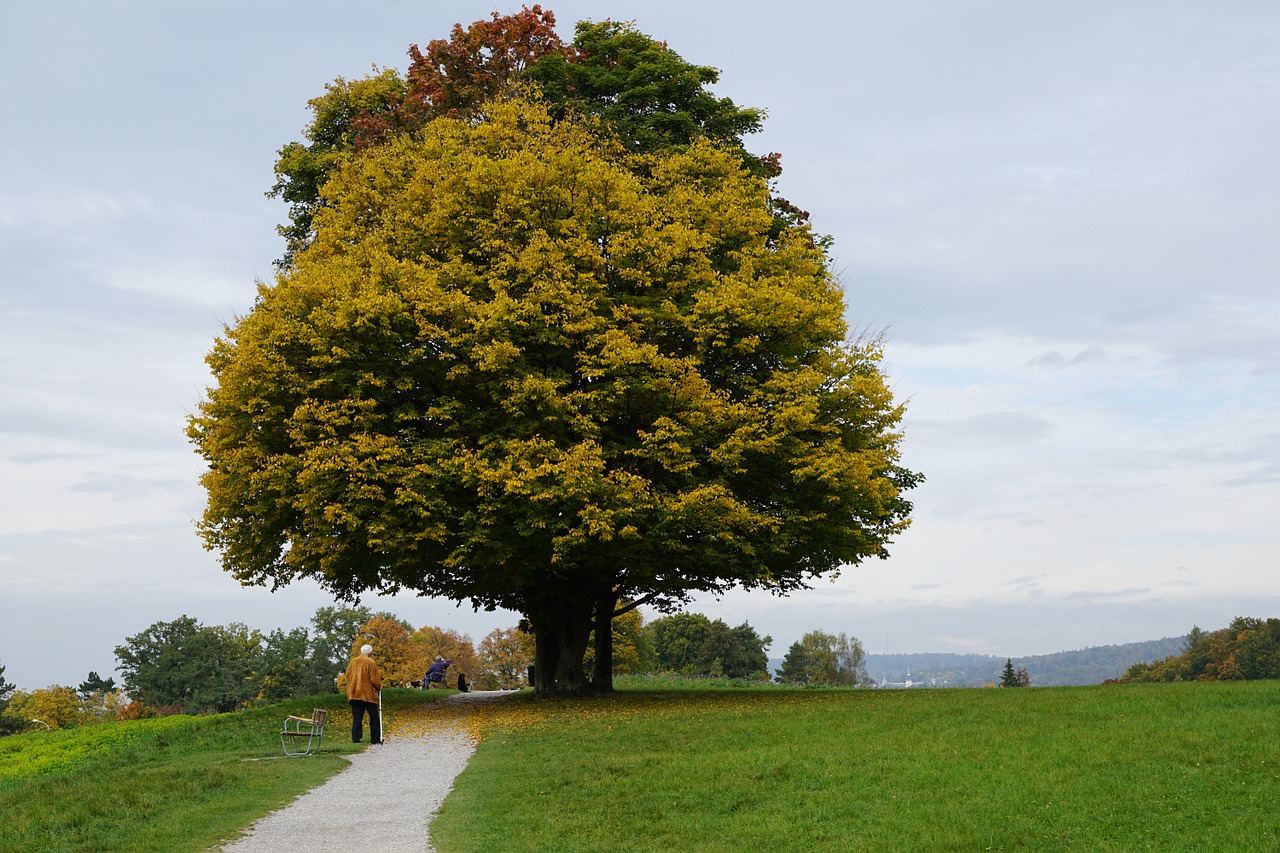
[
  {"x1": 431, "y1": 682, "x2": 1280, "y2": 852},
  {"x1": 0, "y1": 686, "x2": 450, "y2": 845},
  {"x1": 2, "y1": 683, "x2": 1277, "y2": 851},
  {"x1": 0, "y1": 690, "x2": 430, "y2": 853}
]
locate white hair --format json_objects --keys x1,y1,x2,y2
[{"x1": 361, "y1": 644, "x2": 373, "y2": 655}]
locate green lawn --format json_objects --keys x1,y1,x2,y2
[
  {"x1": 431, "y1": 681, "x2": 1280, "y2": 852},
  {"x1": 2, "y1": 683, "x2": 1277, "y2": 851},
  {"x1": 0, "y1": 689, "x2": 437, "y2": 852}
]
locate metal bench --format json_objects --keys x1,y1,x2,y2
[{"x1": 280, "y1": 708, "x2": 327, "y2": 756}]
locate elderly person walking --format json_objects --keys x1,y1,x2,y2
[{"x1": 345, "y1": 644, "x2": 383, "y2": 744}]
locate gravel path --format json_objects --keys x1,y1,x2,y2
[{"x1": 220, "y1": 691, "x2": 511, "y2": 853}]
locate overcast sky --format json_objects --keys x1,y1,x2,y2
[{"x1": 3, "y1": 1, "x2": 1277, "y2": 690}]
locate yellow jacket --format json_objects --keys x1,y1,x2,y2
[{"x1": 345, "y1": 654, "x2": 382, "y2": 703}]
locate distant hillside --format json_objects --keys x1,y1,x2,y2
[{"x1": 862, "y1": 636, "x2": 1188, "y2": 687}]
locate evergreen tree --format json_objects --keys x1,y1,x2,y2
[
  {"x1": 999, "y1": 658, "x2": 1029, "y2": 687},
  {"x1": 0, "y1": 662, "x2": 21, "y2": 736},
  {"x1": 76, "y1": 672, "x2": 116, "y2": 698},
  {"x1": 777, "y1": 640, "x2": 814, "y2": 685},
  {"x1": 1000, "y1": 658, "x2": 1016, "y2": 686}
]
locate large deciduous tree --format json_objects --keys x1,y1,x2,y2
[
  {"x1": 307, "y1": 603, "x2": 373, "y2": 690},
  {"x1": 702, "y1": 620, "x2": 772, "y2": 679},
  {"x1": 413, "y1": 626, "x2": 480, "y2": 686},
  {"x1": 647, "y1": 613, "x2": 716, "y2": 673},
  {"x1": 254, "y1": 627, "x2": 312, "y2": 702},
  {"x1": 114, "y1": 616, "x2": 263, "y2": 713},
  {"x1": 777, "y1": 631, "x2": 872, "y2": 686},
  {"x1": 6, "y1": 686, "x2": 85, "y2": 731},
  {"x1": 270, "y1": 70, "x2": 407, "y2": 265},
  {"x1": 645, "y1": 612, "x2": 770, "y2": 679},
  {"x1": 477, "y1": 626, "x2": 535, "y2": 689},
  {"x1": 194, "y1": 21, "x2": 916, "y2": 698},
  {"x1": 192, "y1": 95, "x2": 915, "y2": 696},
  {"x1": 351, "y1": 614, "x2": 421, "y2": 688}
]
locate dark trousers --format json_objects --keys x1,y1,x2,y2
[{"x1": 350, "y1": 699, "x2": 381, "y2": 744}]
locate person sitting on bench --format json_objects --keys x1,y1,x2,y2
[{"x1": 424, "y1": 656, "x2": 451, "y2": 688}]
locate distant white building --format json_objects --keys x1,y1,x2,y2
[{"x1": 877, "y1": 668, "x2": 946, "y2": 688}]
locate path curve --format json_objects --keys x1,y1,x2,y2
[{"x1": 220, "y1": 690, "x2": 511, "y2": 853}]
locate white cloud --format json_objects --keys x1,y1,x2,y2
[{"x1": 0, "y1": 190, "x2": 150, "y2": 229}]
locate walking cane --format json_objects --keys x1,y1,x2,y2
[{"x1": 377, "y1": 689, "x2": 383, "y2": 744}]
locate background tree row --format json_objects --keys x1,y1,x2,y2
[
  {"x1": 776, "y1": 630, "x2": 872, "y2": 686},
  {"x1": 1121, "y1": 618, "x2": 1280, "y2": 682}
]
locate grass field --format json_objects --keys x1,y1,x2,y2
[
  {"x1": 0, "y1": 689, "x2": 441, "y2": 852},
  {"x1": 2, "y1": 682, "x2": 1277, "y2": 851},
  {"x1": 430, "y1": 681, "x2": 1280, "y2": 852}
]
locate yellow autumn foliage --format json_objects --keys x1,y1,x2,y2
[{"x1": 191, "y1": 95, "x2": 917, "y2": 696}]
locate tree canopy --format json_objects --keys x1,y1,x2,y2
[
  {"x1": 76, "y1": 672, "x2": 117, "y2": 698},
  {"x1": 193, "y1": 12, "x2": 917, "y2": 698},
  {"x1": 114, "y1": 616, "x2": 262, "y2": 713},
  {"x1": 477, "y1": 626, "x2": 535, "y2": 689},
  {"x1": 268, "y1": 7, "x2": 774, "y2": 266},
  {"x1": 307, "y1": 604, "x2": 374, "y2": 687},
  {"x1": 1122, "y1": 618, "x2": 1280, "y2": 682},
  {"x1": 645, "y1": 613, "x2": 770, "y2": 678},
  {"x1": 777, "y1": 630, "x2": 872, "y2": 686},
  {"x1": 412, "y1": 625, "x2": 482, "y2": 686}
]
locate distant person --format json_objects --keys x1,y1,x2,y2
[
  {"x1": 345, "y1": 644, "x2": 382, "y2": 744},
  {"x1": 424, "y1": 655, "x2": 451, "y2": 689},
  {"x1": 457, "y1": 672, "x2": 469, "y2": 693}
]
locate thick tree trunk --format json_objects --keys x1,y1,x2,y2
[
  {"x1": 591, "y1": 590, "x2": 618, "y2": 693},
  {"x1": 529, "y1": 600, "x2": 595, "y2": 698},
  {"x1": 532, "y1": 632, "x2": 560, "y2": 696}
]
